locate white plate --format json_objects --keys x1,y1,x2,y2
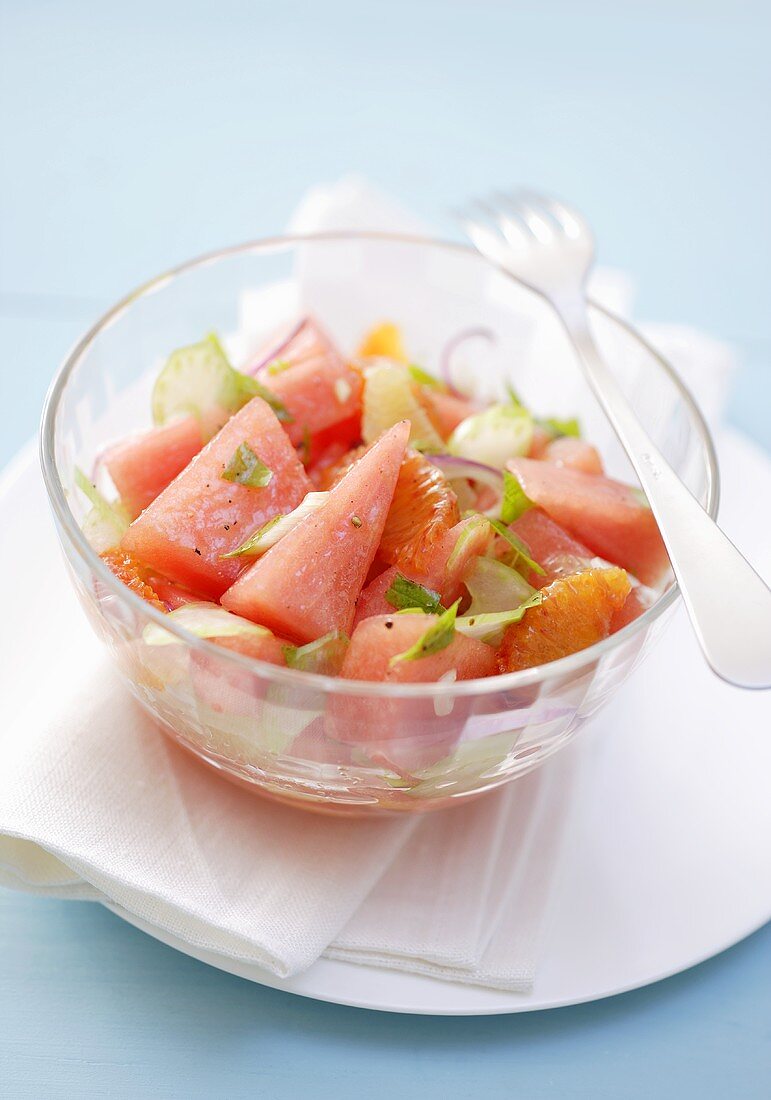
[{"x1": 2, "y1": 430, "x2": 770, "y2": 1015}]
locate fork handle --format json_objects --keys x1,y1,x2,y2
[{"x1": 562, "y1": 309, "x2": 771, "y2": 689}]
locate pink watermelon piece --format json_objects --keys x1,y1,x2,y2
[
  {"x1": 121, "y1": 397, "x2": 312, "y2": 600},
  {"x1": 512, "y1": 508, "x2": 652, "y2": 631},
  {"x1": 544, "y1": 436, "x2": 603, "y2": 475},
  {"x1": 507, "y1": 458, "x2": 670, "y2": 586},
  {"x1": 190, "y1": 632, "x2": 287, "y2": 719},
  {"x1": 255, "y1": 318, "x2": 363, "y2": 446},
  {"x1": 104, "y1": 416, "x2": 204, "y2": 518},
  {"x1": 420, "y1": 389, "x2": 479, "y2": 439},
  {"x1": 341, "y1": 613, "x2": 497, "y2": 684},
  {"x1": 527, "y1": 425, "x2": 552, "y2": 458},
  {"x1": 511, "y1": 509, "x2": 595, "y2": 587},
  {"x1": 353, "y1": 566, "x2": 401, "y2": 626},
  {"x1": 328, "y1": 612, "x2": 496, "y2": 774},
  {"x1": 221, "y1": 421, "x2": 410, "y2": 643}
]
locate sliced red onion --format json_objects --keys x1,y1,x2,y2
[
  {"x1": 438, "y1": 327, "x2": 498, "y2": 396},
  {"x1": 430, "y1": 454, "x2": 504, "y2": 495},
  {"x1": 245, "y1": 318, "x2": 306, "y2": 377}
]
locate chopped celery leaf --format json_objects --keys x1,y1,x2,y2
[
  {"x1": 500, "y1": 469, "x2": 533, "y2": 524},
  {"x1": 221, "y1": 443, "x2": 273, "y2": 488}
]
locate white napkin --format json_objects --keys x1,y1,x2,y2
[
  {"x1": 0, "y1": 177, "x2": 746, "y2": 992},
  {"x1": 0, "y1": 638, "x2": 574, "y2": 986}
]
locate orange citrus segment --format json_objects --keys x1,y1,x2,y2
[
  {"x1": 378, "y1": 450, "x2": 460, "y2": 573},
  {"x1": 101, "y1": 549, "x2": 167, "y2": 612},
  {"x1": 357, "y1": 322, "x2": 408, "y2": 363},
  {"x1": 497, "y1": 567, "x2": 631, "y2": 672}
]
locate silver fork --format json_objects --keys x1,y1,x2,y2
[{"x1": 459, "y1": 191, "x2": 771, "y2": 690}]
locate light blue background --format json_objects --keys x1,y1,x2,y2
[{"x1": 1, "y1": 1, "x2": 769, "y2": 1096}]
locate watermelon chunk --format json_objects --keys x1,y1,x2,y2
[
  {"x1": 353, "y1": 566, "x2": 401, "y2": 626},
  {"x1": 104, "y1": 416, "x2": 204, "y2": 517},
  {"x1": 507, "y1": 458, "x2": 670, "y2": 586},
  {"x1": 544, "y1": 436, "x2": 603, "y2": 475},
  {"x1": 190, "y1": 631, "x2": 287, "y2": 714},
  {"x1": 420, "y1": 389, "x2": 479, "y2": 439},
  {"x1": 255, "y1": 318, "x2": 363, "y2": 446},
  {"x1": 121, "y1": 397, "x2": 312, "y2": 599},
  {"x1": 511, "y1": 509, "x2": 595, "y2": 586},
  {"x1": 341, "y1": 613, "x2": 497, "y2": 684},
  {"x1": 512, "y1": 509, "x2": 654, "y2": 631},
  {"x1": 329, "y1": 612, "x2": 496, "y2": 774},
  {"x1": 221, "y1": 421, "x2": 410, "y2": 643}
]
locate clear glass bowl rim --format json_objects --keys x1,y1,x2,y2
[{"x1": 39, "y1": 230, "x2": 720, "y2": 700}]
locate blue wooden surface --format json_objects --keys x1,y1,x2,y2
[{"x1": 1, "y1": 2, "x2": 769, "y2": 1095}]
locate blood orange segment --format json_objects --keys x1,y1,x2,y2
[
  {"x1": 101, "y1": 549, "x2": 167, "y2": 612},
  {"x1": 507, "y1": 458, "x2": 670, "y2": 586},
  {"x1": 378, "y1": 451, "x2": 460, "y2": 573},
  {"x1": 221, "y1": 422, "x2": 410, "y2": 643},
  {"x1": 497, "y1": 567, "x2": 631, "y2": 672},
  {"x1": 121, "y1": 396, "x2": 312, "y2": 600}
]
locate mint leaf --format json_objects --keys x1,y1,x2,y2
[
  {"x1": 389, "y1": 600, "x2": 460, "y2": 666},
  {"x1": 221, "y1": 443, "x2": 273, "y2": 488},
  {"x1": 385, "y1": 573, "x2": 445, "y2": 614},
  {"x1": 489, "y1": 519, "x2": 546, "y2": 576},
  {"x1": 500, "y1": 469, "x2": 533, "y2": 525}
]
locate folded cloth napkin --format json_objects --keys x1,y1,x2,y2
[
  {"x1": 0, "y1": 640, "x2": 575, "y2": 987},
  {"x1": 0, "y1": 177, "x2": 742, "y2": 992}
]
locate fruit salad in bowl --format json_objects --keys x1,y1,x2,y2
[{"x1": 41, "y1": 233, "x2": 717, "y2": 814}]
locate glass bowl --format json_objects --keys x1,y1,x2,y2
[{"x1": 40, "y1": 232, "x2": 718, "y2": 815}]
